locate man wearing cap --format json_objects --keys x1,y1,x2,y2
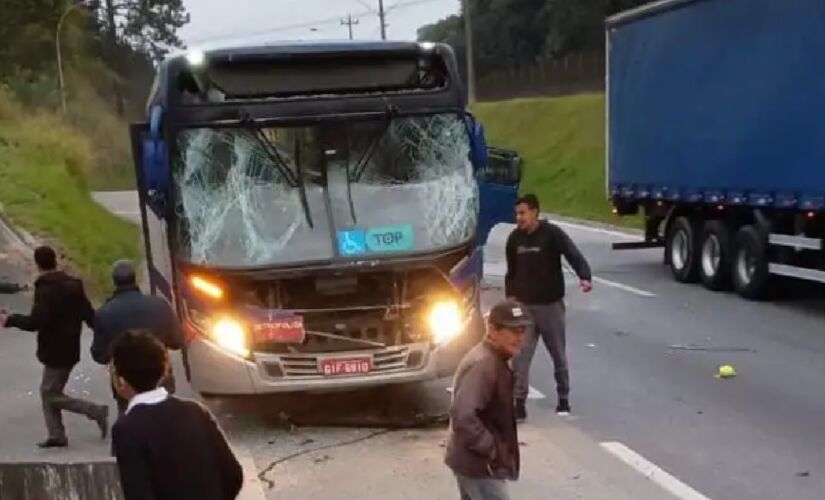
[
  {"x1": 91, "y1": 260, "x2": 182, "y2": 415},
  {"x1": 506, "y1": 194, "x2": 592, "y2": 419},
  {"x1": 445, "y1": 300, "x2": 531, "y2": 500}
]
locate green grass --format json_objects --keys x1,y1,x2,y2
[
  {"x1": 0, "y1": 96, "x2": 140, "y2": 299},
  {"x1": 476, "y1": 93, "x2": 641, "y2": 228}
]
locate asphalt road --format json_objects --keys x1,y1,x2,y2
[
  {"x1": 1, "y1": 190, "x2": 823, "y2": 499},
  {"x1": 487, "y1": 219, "x2": 825, "y2": 500}
]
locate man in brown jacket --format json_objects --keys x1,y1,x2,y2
[{"x1": 445, "y1": 300, "x2": 531, "y2": 500}]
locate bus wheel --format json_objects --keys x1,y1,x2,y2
[
  {"x1": 699, "y1": 220, "x2": 733, "y2": 291},
  {"x1": 666, "y1": 216, "x2": 699, "y2": 283},
  {"x1": 733, "y1": 225, "x2": 770, "y2": 300}
]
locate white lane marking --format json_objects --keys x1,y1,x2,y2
[
  {"x1": 562, "y1": 268, "x2": 656, "y2": 298},
  {"x1": 446, "y1": 385, "x2": 546, "y2": 400},
  {"x1": 592, "y1": 276, "x2": 656, "y2": 298},
  {"x1": 113, "y1": 210, "x2": 140, "y2": 216},
  {"x1": 601, "y1": 441, "x2": 713, "y2": 500},
  {"x1": 547, "y1": 218, "x2": 638, "y2": 241}
]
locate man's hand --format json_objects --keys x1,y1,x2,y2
[
  {"x1": 580, "y1": 280, "x2": 593, "y2": 293},
  {"x1": 0, "y1": 309, "x2": 8, "y2": 327}
]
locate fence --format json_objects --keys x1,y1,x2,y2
[{"x1": 476, "y1": 51, "x2": 605, "y2": 102}]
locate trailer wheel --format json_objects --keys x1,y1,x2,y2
[
  {"x1": 733, "y1": 225, "x2": 770, "y2": 300},
  {"x1": 666, "y1": 217, "x2": 699, "y2": 283},
  {"x1": 699, "y1": 220, "x2": 733, "y2": 291}
]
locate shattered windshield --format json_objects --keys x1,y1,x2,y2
[{"x1": 172, "y1": 114, "x2": 477, "y2": 268}]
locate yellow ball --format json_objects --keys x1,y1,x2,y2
[{"x1": 718, "y1": 364, "x2": 736, "y2": 378}]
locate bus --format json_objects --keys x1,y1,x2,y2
[{"x1": 129, "y1": 41, "x2": 520, "y2": 395}]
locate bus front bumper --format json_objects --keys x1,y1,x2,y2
[{"x1": 186, "y1": 334, "x2": 476, "y2": 395}]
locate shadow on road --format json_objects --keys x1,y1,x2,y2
[{"x1": 205, "y1": 380, "x2": 452, "y2": 432}]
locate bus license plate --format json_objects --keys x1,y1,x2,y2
[{"x1": 319, "y1": 358, "x2": 372, "y2": 377}]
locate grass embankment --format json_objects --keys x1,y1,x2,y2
[
  {"x1": 0, "y1": 90, "x2": 140, "y2": 298},
  {"x1": 476, "y1": 93, "x2": 640, "y2": 227}
]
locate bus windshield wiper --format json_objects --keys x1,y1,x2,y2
[
  {"x1": 292, "y1": 136, "x2": 314, "y2": 228},
  {"x1": 249, "y1": 128, "x2": 299, "y2": 187},
  {"x1": 240, "y1": 116, "x2": 314, "y2": 228},
  {"x1": 345, "y1": 118, "x2": 394, "y2": 224}
]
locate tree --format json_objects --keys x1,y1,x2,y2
[
  {"x1": 98, "y1": 0, "x2": 190, "y2": 62},
  {"x1": 418, "y1": 0, "x2": 655, "y2": 77},
  {"x1": 94, "y1": 0, "x2": 190, "y2": 114}
]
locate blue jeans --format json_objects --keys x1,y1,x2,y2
[{"x1": 454, "y1": 472, "x2": 510, "y2": 500}]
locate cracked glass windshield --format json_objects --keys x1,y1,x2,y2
[{"x1": 173, "y1": 113, "x2": 477, "y2": 267}]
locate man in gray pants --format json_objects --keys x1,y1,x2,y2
[{"x1": 505, "y1": 194, "x2": 592, "y2": 419}]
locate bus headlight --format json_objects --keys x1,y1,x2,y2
[
  {"x1": 211, "y1": 317, "x2": 250, "y2": 358},
  {"x1": 428, "y1": 300, "x2": 463, "y2": 345}
]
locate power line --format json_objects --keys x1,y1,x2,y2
[{"x1": 187, "y1": 0, "x2": 445, "y2": 46}]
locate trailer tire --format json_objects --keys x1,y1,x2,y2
[
  {"x1": 733, "y1": 225, "x2": 770, "y2": 300},
  {"x1": 699, "y1": 220, "x2": 733, "y2": 291},
  {"x1": 666, "y1": 216, "x2": 699, "y2": 283}
]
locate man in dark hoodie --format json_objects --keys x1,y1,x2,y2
[
  {"x1": 505, "y1": 194, "x2": 592, "y2": 420},
  {"x1": 0, "y1": 246, "x2": 108, "y2": 448},
  {"x1": 91, "y1": 260, "x2": 182, "y2": 416}
]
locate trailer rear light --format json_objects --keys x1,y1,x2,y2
[
  {"x1": 717, "y1": 205, "x2": 725, "y2": 211},
  {"x1": 807, "y1": 211, "x2": 816, "y2": 219},
  {"x1": 190, "y1": 275, "x2": 224, "y2": 300}
]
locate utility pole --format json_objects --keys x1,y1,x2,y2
[
  {"x1": 56, "y1": 1, "x2": 86, "y2": 114},
  {"x1": 462, "y1": 0, "x2": 477, "y2": 104},
  {"x1": 378, "y1": 0, "x2": 387, "y2": 40},
  {"x1": 341, "y1": 14, "x2": 359, "y2": 40}
]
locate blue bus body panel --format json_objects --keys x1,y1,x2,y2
[{"x1": 608, "y1": 0, "x2": 825, "y2": 210}]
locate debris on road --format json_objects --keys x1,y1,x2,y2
[
  {"x1": 715, "y1": 364, "x2": 737, "y2": 379},
  {"x1": 796, "y1": 471, "x2": 810, "y2": 478},
  {"x1": 586, "y1": 343, "x2": 597, "y2": 348},
  {"x1": 670, "y1": 344, "x2": 755, "y2": 353}
]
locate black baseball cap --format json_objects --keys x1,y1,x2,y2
[{"x1": 488, "y1": 300, "x2": 533, "y2": 330}]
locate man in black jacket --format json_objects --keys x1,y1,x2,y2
[
  {"x1": 505, "y1": 194, "x2": 592, "y2": 420},
  {"x1": 445, "y1": 300, "x2": 531, "y2": 500},
  {"x1": 111, "y1": 331, "x2": 243, "y2": 500},
  {"x1": 0, "y1": 246, "x2": 108, "y2": 448},
  {"x1": 91, "y1": 260, "x2": 182, "y2": 415}
]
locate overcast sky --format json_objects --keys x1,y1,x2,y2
[{"x1": 180, "y1": 0, "x2": 460, "y2": 49}]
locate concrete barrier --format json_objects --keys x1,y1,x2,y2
[{"x1": 0, "y1": 460, "x2": 123, "y2": 500}]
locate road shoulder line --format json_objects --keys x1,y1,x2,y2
[{"x1": 601, "y1": 441, "x2": 712, "y2": 500}]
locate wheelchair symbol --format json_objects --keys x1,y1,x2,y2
[{"x1": 338, "y1": 230, "x2": 366, "y2": 256}]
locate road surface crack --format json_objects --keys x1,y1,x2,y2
[{"x1": 258, "y1": 429, "x2": 393, "y2": 490}]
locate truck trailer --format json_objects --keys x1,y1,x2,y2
[{"x1": 607, "y1": 0, "x2": 825, "y2": 299}]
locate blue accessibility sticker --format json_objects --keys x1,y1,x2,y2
[
  {"x1": 366, "y1": 224, "x2": 415, "y2": 253},
  {"x1": 337, "y1": 229, "x2": 367, "y2": 256}
]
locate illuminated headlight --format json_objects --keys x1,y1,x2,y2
[
  {"x1": 428, "y1": 301, "x2": 463, "y2": 345},
  {"x1": 211, "y1": 317, "x2": 250, "y2": 358}
]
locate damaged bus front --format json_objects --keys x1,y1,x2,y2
[{"x1": 130, "y1": 42, "x2": 520, "y2": 395}]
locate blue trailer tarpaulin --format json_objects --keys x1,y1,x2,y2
[{"x1": 608, "y1": 0, "x2": 825, "y2": 208}]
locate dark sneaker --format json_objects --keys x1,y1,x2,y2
[
  {"x1": 37, "y1": 438, "x2": 68, "y2": 449},
  {"x1": 95, "y1": 406, "x2": 109, "y2": 440},
  {"x1": 556, "y1": 398, "x2": 571, "y2": 415},
  {"x1": 515, "y1": 398, "x2": 527, "y2": 422}
]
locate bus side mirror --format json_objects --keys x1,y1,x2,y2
[
  {"x1": 142, "y1": 106, "x2": 170, "y2": 217},
  {"x1": 465, "y1": 113, "x2": 488, "y2": 170}
]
